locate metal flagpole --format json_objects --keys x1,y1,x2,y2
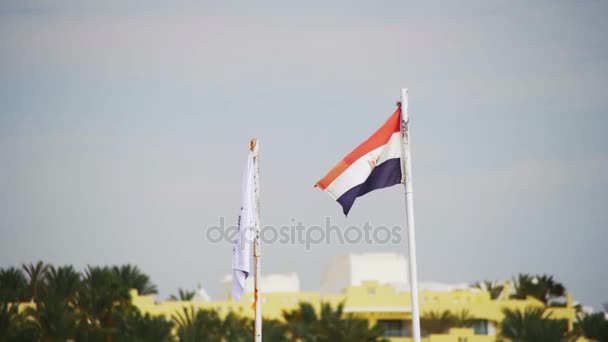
[
  {"x1": 399, "y1": 89, "x2": 422, "y2": 342},
  {"x1": 251, "y1": 138, "x2": 262, "y2": 342}
]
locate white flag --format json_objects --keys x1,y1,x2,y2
[{"x1": 231, "y1": 152, "x2": 256, "y2": 301}]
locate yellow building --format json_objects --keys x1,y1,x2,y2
[
  {"x1": 130, "y1": 280, "x2": 580, "y2": 341},
  {"x1": 129, "y1": 253, "x2": 583, "y2": 341}
]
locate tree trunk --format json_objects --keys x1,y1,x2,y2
[{"x1": 104, "y1": 313, "x2": 113, "y2": 342}]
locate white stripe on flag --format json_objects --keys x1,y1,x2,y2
[{"x1": 324, "y1": 132, "x2": 403, "y2": 199}]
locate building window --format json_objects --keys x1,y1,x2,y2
[
  {"x1": 377, "y1": 320, "x2": 410, "y2": 337},
  {"x1": 472, "y1": 320, "x2": 489, "y2": 335},
  {"x1": 368, "y1": 288, "x2": 375, "y2": 296}
]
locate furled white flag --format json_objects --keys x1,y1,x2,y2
[{"x1": 231, "y1": 152, "x2": 256, "y2": 301}]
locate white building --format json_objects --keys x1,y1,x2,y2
[
  {"x1": 321, "y1": 253, "x2": 474, "y2": 294},
  {"x1": 321, "y1": 253, "x2": 410, "y2": 294},
  {"x1": 192, "y1": 284, "x2": 212, "y2": 302},
  {"x1": 219, "y1": 272, "x2": 300, "y2": 300},
  {"x1": 216, "y1": 253, "x2": 476, "y2": 300}
]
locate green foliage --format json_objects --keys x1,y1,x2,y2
[
  {"x1": 114, "y1": 305, "x2": 174, "y2": 342},
  {"x1": 169, "y1": 288, "x2": 196, "y2": 301},
  {"x1": 222, "y1": 311, "x2": 254, "y2": 341},
  {"x1": 0, "y1": 295, "x2": 38, "y2": 341},
  {"x1": 499, "y1": 306, "x2": 568, "y2": 342},
  {"x1": 173, "y1": 306, "x2": 225, "y2": 341},
  {"x1": 420, "y1": 309, "x2": 477, "y2": 335},
  {"x1": 1, "y1": 262, "x2": 161, "y2": 341},
  {"x1": 112, "y1": 264, "x2": 158, "y2": 295},
  {"x1": 512, "y1": 274, "x2": 566, "y2": 305},
  {"x1": 25, "y1": 292, "x2": 79, "y2": 341},
  {"x1": 44, "y1": 265, "x2": 81, "y2": 303},
  {"x1": 263, "y1": 319, "x2": 290, "y2": 342},
  {"x1": 282, "y1": 302, "x2": 387, "y2": 341},
  {"x1": 574, "y1": 312, "x2": 608, "y2": 342},
  {"x1": 173, "y1": 307, "x2": 255, "y2": 341},
  {"x1": 0, "y1": 300, "x2": 25, "y2": 341},
  {"x1": 455, "y1": 309, "x2": 476, "y2": 328},
  {"x1": 421, "y1": 310, "x2": 457, "y2": 334},
  {"x1": 22, "y1": 261, "x2": 50, "y2": 302},
  {"x1": 0, "y1": 267, "x2": 28, "y2": 302},
  {"x1": 282, "y1": 302, "x2": 317, "y2": 341},
  {"x1": 77, "y1": 265, "x2": 132, "y2": 339},
  {"x1": 1, "y1": 264, "x2": 582, "y2": 341},
  {"x1": 472, "y1": 280, "x2": 504, "y2": 300}
]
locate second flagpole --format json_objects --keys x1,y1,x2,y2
[
  {"x1": 399, "y1": 89, "x2": 422, "y2": 342},
  {"x1": 251, "y1": 138, "x2": 262, "y2": 342}
]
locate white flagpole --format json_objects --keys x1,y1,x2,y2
[
  {"x1": 251, "y1": 138, "x2": 262, "y2": 342},
  {"x1": 400, "y1": 88, "x2": 421, "y2": 342}
]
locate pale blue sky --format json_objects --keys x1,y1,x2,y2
[{"x1": 1, "y1": 0, "x2": 607, "y2": 308}]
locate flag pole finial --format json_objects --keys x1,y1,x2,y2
[{"x1": 250, "y1": 138, "x2": 257, "y2": 152}]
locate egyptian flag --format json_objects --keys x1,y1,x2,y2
[{"x1": 316, "y1": 108, "x2": 404, "y2": 215}]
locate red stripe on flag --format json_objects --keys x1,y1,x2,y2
[{"x1": 316, "y1": 108, "x2": 401, "y2": 190}]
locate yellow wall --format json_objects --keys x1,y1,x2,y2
[{"x1": 127, "y1": 281, "x2": 579, "y2": 341}]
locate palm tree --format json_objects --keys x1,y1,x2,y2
[
  {"x1": 331, "y1": 312, "x2": 385, "y2": 341},
  {"x1": 113, "y1": 305, "x2": 173, "y2": 342},
  {"x1": 130, "y1": 313, "x2": 173, "y2": 342},
  {"x1": 0, "y1": 267, "x2": 28, "y2": 302},
  {"x1": 222, "y1": 311, "x2": 253, "y2": 341},
  {"x1": 574, "y1": 312, "x2": 608, "y2": 342},
  {"x1": 455, "y1": 309, "x2": 476, "y2": 328},
  {"x1": 283, "y1": 302, "x2": 386, "y2": 342},
  {"x1": 0, "y1": 296, "x2": 39, "y2": 341},
  {"x1": 173, "y1": 307, "x2": 202, "y2": 341},
  {"x1": 168, "y1": 288, "x2": 195, "y2": 301},
  {"x1": 22, "y1": 261, "x2": 50, "y2": 302},
  {"x1": 472, "y1": 280, "x2": 504, "y2": 300},
  {"x1": 18, "y1": 265, "x2": 82, "y2": 341},
  {"x1": 76, "y1": 266, "x2": 131, "y2": 342},
  {"x1": 173, "y1": 306, "x2": 223, "y2": 342},
  {"x1": 499, "y1": 307, "x2": 567, "y2": 342},
  {"x1": 316, "y1": 302, "x2": 354, "y2": 341},
  {"x1": 0, "y1": 299, "x2": 23, "y2": 340},
  {"x1": 512, "y1": 274, "x2": 566, "y2": 305},
  {"x1": 282, "y1": 302, "x2": 317, "y2": 341},
  {"x1": 44, "y1": 265, "x2": 81, "y2": 303},
  {"x1": 111, "y1": 265, "x2": 158, "y2": 295},
  {"x1": 262, "y1": 319, "x2": 290, "y2": 342},
  {"x1": 421, "y1": 310, "x2": 457, "y2": 334},
  {"x1": 25, "y1": 292, "x2": 79, "y2": 341}
]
